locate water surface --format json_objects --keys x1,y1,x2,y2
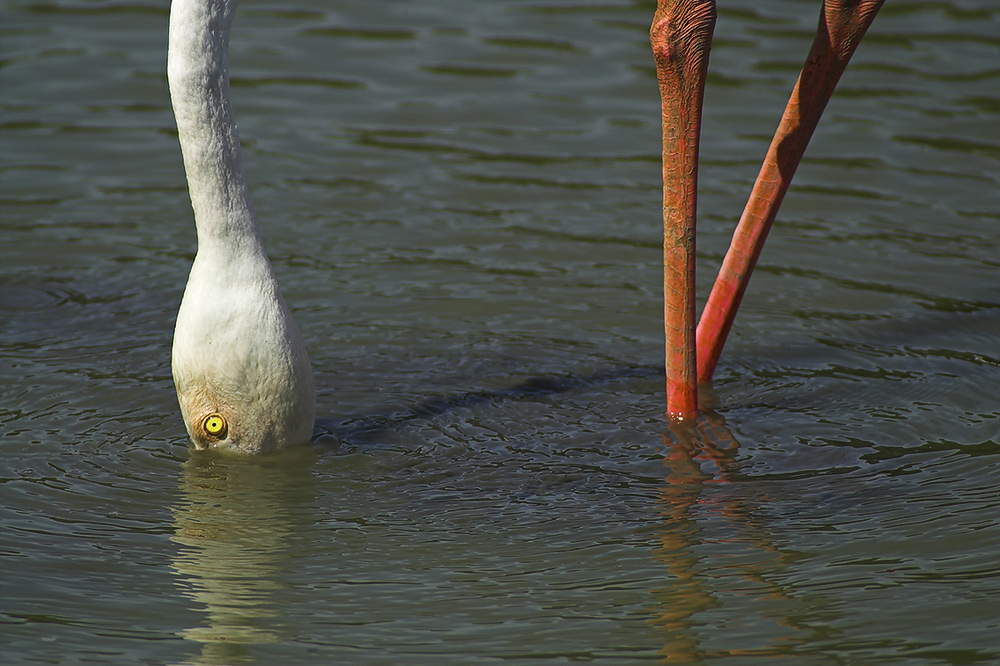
[{"x1": 2, "y1": 0, "x2": 998, "y2": 664}]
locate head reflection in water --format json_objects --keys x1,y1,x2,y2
[{"x1": 170, "y1": 451, "x2": 316, "y2": 665}]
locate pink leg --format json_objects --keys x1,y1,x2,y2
[
  {"x1": 650, "y1": 0, "x2": 717, "y2": 423},
  {"x1": 696, "y1": 0, "x2": 885, "y2": 382}
]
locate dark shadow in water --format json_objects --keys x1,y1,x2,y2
[{"x1": 313, "y1": 363, "x2": 665, "y2": 446}]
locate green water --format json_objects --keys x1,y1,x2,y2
[{"x1": 2, "y1": 1, "x2": 998, "y2": 664}]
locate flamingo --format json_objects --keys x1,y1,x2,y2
[
  {"x1": 651, "y1": 0, "x2": 884, "y2": 421},
  {"x1": 166, "y1": 0, "x2": 883, "y2": 452},
  {"x1": 168, "y1": 0, "x2": 315, "y2": 453}
]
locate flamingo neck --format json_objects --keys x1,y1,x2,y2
[{"x1": 167, "y1": 0, "x2": 260, "y2": 250}]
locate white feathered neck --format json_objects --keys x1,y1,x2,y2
[{"x1": 168, "y1": 0, "x2": 315, "y2": 454}]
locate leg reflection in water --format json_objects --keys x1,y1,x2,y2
[{"x1": 654, "y1": 413, "x2": 818, "y2": 660}]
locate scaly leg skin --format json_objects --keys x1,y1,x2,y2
[
  {"x1": 696, "y1": 0, "x2": 885, "y2": 382},
  {"x1": 650, "y1": 0, "x2": 717, "y2": 423}
]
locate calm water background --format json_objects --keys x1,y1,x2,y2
[{"x1": 2, "y1": 0, "x2": 998, "y2": 664}]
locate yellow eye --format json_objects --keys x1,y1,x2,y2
[{"x1": 203, "y1": 414, "x2": 228, "y2": 438}]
